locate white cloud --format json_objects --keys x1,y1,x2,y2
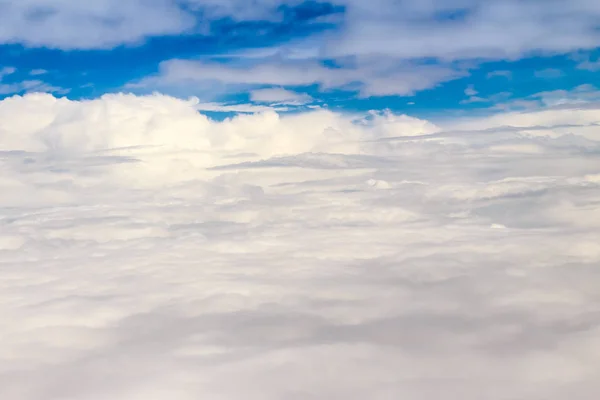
[
  {"x1": 464, "y1": 84, "x2": 478, "y2": 96},
  {"x1": 0, "y1": 67, "x2": 67, "y2": 95},
  {"x1": 533, "y1": 85, "x2": 600, "y2": 107},
  {"x1": 192, "y1": 100, "x2": 288, "y2": 113},
  {"x1": 250, "y1": 88, "x2": 313, "y2": 104},
  {"x1": 490, "y1": 85, "x2": 600, "y2": 110},
  {"x1": 324, "y1": 0, "x2": 600, "y2": 61},
  {"x1": 572, "y1": 52, "x2": 600, "y2": 72},
  {"x1": 29, "y1": 69, "x2": 48, "y2": 76},
  {"x1": 0, "y1": 0, "x2": 305, "y2": 49},
  {"x1": 0, "y1": 66, "x2": 16, "y2": 79},
  {"x1": 0, "y1": 67, "x2": 69, "y2": 96},
  {"x1": 577, "y1": 60, "x2": 600, "y2": 71},
  {"x1": 486, "y1": 70, "x2": 513, "y2": 79},
  {"x1": 134, "y1": 58, "x2": 466, "y2": 97},
  {"x1": 0, "y1": 79, "x2": 68, "y2": 95},
  {"x1": 461, "y1": 91, "x2": 512, "y2": 105},
  {"x1": 1, "y1": 93, "x2": 600, "y2": 399},
  {"x1": 460, "y1": 95, "x2": 487, "y2": 104},
  {"x1": 0, "y1": 0, "x2": 193, "y2": 49},
  {"x1": 0, "y1": 0, "x2": 599, "y2": 61}
]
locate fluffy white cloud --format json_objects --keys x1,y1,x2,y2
[
  {"x1": 0, "y1": 0, "x2": 192, "y2": 49},
  {"x1": 1, "y1": 93, "x2": 600, "y2": 399},
  {"x1": 0, "y1": 0, "x2": 307, "y2": 49}
]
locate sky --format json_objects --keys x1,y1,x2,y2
[{"x1": 1, "y1": 1, "x2": 600, "y2": 400}]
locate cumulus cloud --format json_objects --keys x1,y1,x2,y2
[{"x1": 1, "y1": 93, "x2": 600, "y2": 399}]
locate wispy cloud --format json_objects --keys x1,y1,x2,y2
[
  {"x1": 461, "y1": 91, "x2": 512, "y2": 105},
  {"x1": 0, "y1": 66, "x2": 16, "y2": 79},
  {"x1": 492, "y1": 84, "x2": 600, "y2": 110},
  {"x1": 132, "y1": 57, "x2": 467, "y2": 97},
  {"x1": 29, "y1": 69, "x2": 48, "y2": 76},
  {"x1": 577, "y1": 60, "x2": 600, "y2": 71},
  {"x1": 250, "y1": 88, "x2": 314, "y2": 104},
  {"x1": 193, "y1": 101, "x2": 289, "y2": 113},
  {"x1": 0, "y1": 80, "x2": 68, "y2": 95},
  {"x1": 464, "y1": 85, "x2": 478, "y2": 96},
  {"x1": 486, "y1": 70, "x2": 513, "y2": 79}
]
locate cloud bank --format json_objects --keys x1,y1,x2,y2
[{"x1": 1, "y1": 93, "x2": 600, "y2": 399}]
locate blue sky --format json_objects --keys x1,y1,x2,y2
[{"x1": 1, "y1": 0, "x2": 599, "y2": 120}]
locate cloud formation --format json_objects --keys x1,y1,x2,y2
[
  {"x1": 250, "y1": 88, "x2": 313, "y2": 104},
  {"x1": 1, "y1": 93, "x2": 600, "y2": 399},
  {"x1": 3, "y1": 0, "x2": 600, "y2": 59},
  {"x1": 0, "y1": 67, "x2": 67, "y2": 96},
  {"x1": 326, "y1": 0, "x2": 600, "y2": 60},
  {"x1": 135, "y1": 58, "x2": 466, "y2": 97}
]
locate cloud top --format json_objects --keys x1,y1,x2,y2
[{"x1": 1, "y1": 93, "x2": 600, "y2": 398}]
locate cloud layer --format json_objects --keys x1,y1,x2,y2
[
  {"x1": 1, "y1": 93, "x2": 600, "y2": 399},
  {"x1": 136, "y1": 57, "x2": 466, "y2": 97},
  {"x1": 3, "y1": 0, "x2": 600, "y2": 58}
]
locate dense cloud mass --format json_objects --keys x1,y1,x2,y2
[{"x1": 1, "y1": 93, "x2": 600, "y2": 399}]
